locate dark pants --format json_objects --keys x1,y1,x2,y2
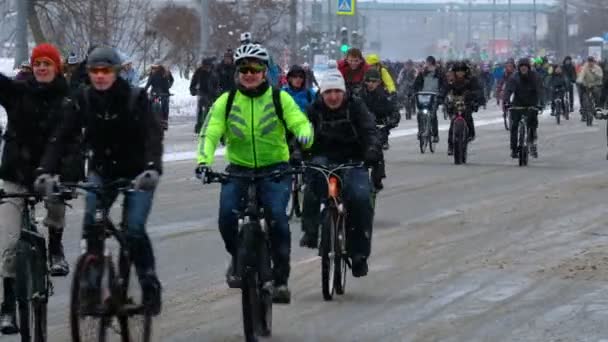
[
  {"x1": 195, "y1": 94, "x2": 213, "y2": 133},
  {"x1": 448, "y1": 110, "x2": 475, "y2": 147},
  {"x1": 218, "y1": 164, "x2": 292, "y2": 286},
  {"x1": 509, "y1": 109, "x2": 538, "y2": 151},
  {"x1": 301, "y1": 156, "x2": 374, "y2": 258},
  {"x1": 84, "y1": 173, "x2": 156, "y2": 281}
]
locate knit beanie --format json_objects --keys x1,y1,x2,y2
[{"x1": 31, "y1": 43, "x2": 63, "y2": 73}]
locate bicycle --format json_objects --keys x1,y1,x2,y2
[
  {"x1": 510, "y1": 106, "x2": 539, "y2": 167},
  {"x1": 502, "y1": 103, "x2": 511, "y2": 131},
  {"x1": 552, "y1": 88, "x2": 568, "y2": 125},
  {"x1": 287, "y1": 172, "x2": 304, "y2": 220},
  {"x1": 580, "y1": 86, "x2": 598, "y2": 127},
  {"x1": 60, "y1": 180, "x2": 153, "y2": 342},
  {"x1": 202, "y1": 167, "x2": 300, "y2": 341},
  {"x1": 0, "y1": 190, "x2": 52, "y2": 342},
  {"x1": 303, "y1": 162, "x2": 366, "y2": 301},
  {"x1": 450, "y1": 96, "x2": 469, "y2": 165},
  {"x1": 415, "y1": 92, "x2": 438, "y2": 154}
]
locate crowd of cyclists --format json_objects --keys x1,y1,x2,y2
[{"x1": 1, "y1": 29, "x2": 608, "y2": 337}]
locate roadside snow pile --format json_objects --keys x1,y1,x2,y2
[{"x1": 168, "y1": 74, "x2": 197, "y2": 118}]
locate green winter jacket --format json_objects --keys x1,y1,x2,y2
[{"x1": 197, "y1": 86, "x2": 313, "y2": 168}]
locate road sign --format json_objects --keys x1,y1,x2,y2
[{"x1": 337, "y1": 0, "x2": 355, "y2": 16}]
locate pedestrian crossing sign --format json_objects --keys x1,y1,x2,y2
[{"x1": 337, "y1": 0, "x2": 355, "y2": 16}]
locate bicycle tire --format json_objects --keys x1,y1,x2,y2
[
  {"x1": 427, "y1": 114, "x2": 435, "y2": 154},
  {"x1": 453, "y1": 118, "x2": 466, "y2": 165},
  {"x1": 33, "y1": 301, "x2": 47, "y2": 342},
  {"x1": 556, "y1": 103, "x2": 561, "y2": 125},
  {"x1": 334, "y1": 213, "x2": 347, "y2": 296},
  {"x1": 518, "y1": 121, "x2": 528, "y2": 167},
  {"x1": 503, "y1": 110, "x2": 511, "y2": 131},
  {"x1": 115, "y1": 253, "x2": 153, "y2": 342},
  {"x1": 256, "y1": 240, "x2": 272, "y2": 337},
  {"x1": 287, "y1": 176, "x2": 298, "y2": 220},
  {"x1": 15, "y1": 240, "x2": 34, "y2": 342},
  {"x1": 419, "y1": 116, "x2": 428, "y2": 154},
  {"x1": 70, "y1": 254, "x2": 106, "y2": 342},
  {"x1": 321, "y1": 207, "x2": 337, "y2": 301},
  {"x1": 242, "y1": 270, "x2": 260, "y2": 342}
]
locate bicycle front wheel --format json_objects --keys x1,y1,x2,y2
[
  {"x1": 518, "y1": 121, "x2": 528, "y2": 167},
  {"x1": 115, "y1": 254, "x2": 153, "y2": 342},
  {"x1": 321, "y1": 207, "x2": 338, "y2": 301},
  {"x1": 15, "y1": 240, "x2": 34, "y2": 342},
  {"x1": 70, "y1": 253, "x2": 107, "y2": 342},
  {"x1": 334, "y1": 213, "x2": 348, "y2": 296}
]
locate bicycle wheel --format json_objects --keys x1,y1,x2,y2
[
  {"x1": 15, "y1": 240, "x2": 34, "y2": 342},
  {"x1": 287, "y1": 176, "x2": 298, "y2": 219},
  {"x1": 503, "y1": 110, "x2": 511, "y2": 131},
  {"x1": 334, "y1": 213, "x2": 347, "y2": 296},
  {"x1": 427, "y1": 115, "x2": 435, "y2": 154},
  {"x1": 321, "y1": 207, "x2": 337, "y2": 301},
  {"x1": 70, "y1": 254, "x2": 106, "y2": 342},
  {"x1": 453, "y1": 118, "x2": 466, "y2": 165},
  {"x1": 255, "y1": 239, "x2": 272, "y2": 337},
  {"x1": 518, "y1": 121, "x2": 528, "y2": 167},
  {"x1": 419, "y1": 115, "x2": 428, "y2": 154},
  {"x1": 556, "y1": 102, "x2": 561, "y2": 125},
  {"x1": 32, "y1": 301, "x2": 47, "y2": 342},
  {"x1": 115, "y1": 254, "x2": 153, "y2": 342}
]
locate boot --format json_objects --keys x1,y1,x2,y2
[
  {"x1": 48, "y1": 228, "x2": 69, "y2": 277},
  {"x1": 299, "y1": 232, "x2": 318, "y2": 249},
  {"x1": 351, "y1": 255, "x2": 369, "y2": 278},
  {"x1": 447, "y1": 144, "x2": 454, "y2": 156},
  {"x1": 140, "y1": 272, "x2": 162, "y2": 316},
  {"x1": 530, "y1": 144, "x2": 538, "y2": 158},
  {"x1": 0, "y1": 278, "x2": 18, "y2": 335},
  {"x1": 272, "y1": 285, "x2": 291, "y2": 304},
  {"x1": 225, "y1": 256, "x2": 241, "y2": 288}
]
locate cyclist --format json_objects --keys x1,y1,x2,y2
[
  {"x1": 396, "y1": 60, "x2": 417, "y2": 117},
  {"x1": 365, "y1": 54, "x2": 397, "y2": 94},
  {"x1": 576, "y1": 56, "x2": 603, "y2": 119},
  {"x1": 216, "y1": 49, "x2": 237, "y2": 94},
  {"x1": 444, "y1": 61, "x2": 484, "y2": 156},
  {"x1": 195, "y1": 43, "x2": 313, "y2": 304},
  {"x1": 0, "y1": 43, "x2": 79, "y2": 333},
  {"x1": 413, "y1": 56, "x2": 445, "y2": 143},
  {"x1": 120, "y1": 58, "x2": 140, "y2": 87},
  {"x1": 548, "y1": 64, "x2": 569, "y2": 117},
  {"x1": 503, "y1": 58, "x2": 544, "y2": 159},
  {"x1": 282, "y1": 65, "x2": 317, "y2": 113},
  {"x1": 562, "y1": 56, "x2": 576, "y2": 113},
  {"x1": 361, "y1": 69, "x2": 400, "y2": 191},
  {"x1": 301, "y1": 62, "x2": 319, "y2": 89},
  {"x1": 338, "y1": 48, "x2": 370, "y2": 95},
  {"x1": 36, "y1": 46, "x2": 164, "y2": 316},
  {"x1": 191, "y1": 57, "x2": 219, "y2": 134},
  {"x1": 299, "y1": 72, "x2": 380, "y2": 278},
  {"x1": 145, "y1": 61, "x2": 174, "y2": 131}
]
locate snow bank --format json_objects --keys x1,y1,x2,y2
[{"x1": 167, "y1": 73, "x2": 197, "y2": 118}]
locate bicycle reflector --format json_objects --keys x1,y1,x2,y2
[{"x1": 328, "y1": 176, "x2": 339, "y2": 198}]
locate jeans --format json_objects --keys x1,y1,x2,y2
[
  {"x1": 448, "y1": 110, "x2": 475, "y2": 147},
  {"x1": 510, "y1": 109, "x2": 538, "y2": 151},
  {"x1": 84, "y1": 173, "x2": 156, "y2": 281},
  {"x1": 301, "y1": 156, "x2": 374, "y2": 258},
  {"x1": 218, "y1": 163, "x2": 292, "y2": 286}
]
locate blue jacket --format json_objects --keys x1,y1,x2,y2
[{"x1": 282, "y1": 86, "x2": 316, "y2": 113}]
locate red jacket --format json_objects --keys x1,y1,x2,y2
[{"x1": 338, "y1": 59, "x2": 370, "y2": 86}]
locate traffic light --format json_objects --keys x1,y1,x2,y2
[{"x1": 340, "y1": 27, "x2": 349, "y2": 54}]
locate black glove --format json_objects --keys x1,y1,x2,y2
[
  {"x1": 364, "y1": 147, "x2": 381, "y2": 166},
  {"x1": 195, "y1": 164, "x2": 209, "y2": 181},
  {"x1": 194, "y1": 122, "x2": 202, "y2": 134}
]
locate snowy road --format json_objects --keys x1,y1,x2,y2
[{"x1": 3, "y1": 104, "x2": 608, "y2": 341}]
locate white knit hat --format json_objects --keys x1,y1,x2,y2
[{"x1": 320, "y1": 72, "x2": 346, "y2": 93}]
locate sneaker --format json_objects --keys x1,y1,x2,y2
[
  {"x1": 447, "y1": 145, "x2": 454, "y2": 156},
  {"x1": 299, "y1": 232, "x2": 318, "y2": 249},
  {"x1": 351, "y1": 255, "x2": 368, "y2": 278},
  {"x1": 226, "y1": 257, "x2": 242, "y2": 288},
  {"x1": 432, "y1": 136, "x2": 439, "y2": 143},
  {"x1": 530, "y1": 144, "x2": 538, "y2": 158},
  {"x1": 272, "y1": 285, "x2": 291, "y2": 304},
  {"x1": 49, "y1": 249, "x2": 70, "y2": 277},
  {"x1": 0, "y1": 303, "x2": 18, "y2": 335}
]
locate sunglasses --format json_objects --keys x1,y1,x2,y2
[
  {"x1": 238, "y1": 65, "x2": 266, "y2": 75},
  {"x1": 88, "y1": 67, "x2": 114, "y2": 75}
]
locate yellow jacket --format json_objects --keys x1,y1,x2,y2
[{"x1": 365, "y1": 54, "x2": 396, "y2": 93}]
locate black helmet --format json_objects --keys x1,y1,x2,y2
[
  {"x1": 517, "y1": 58, "x2": 531, "y2": 68},
  {"x1": 87, "y1": 46, "x2": 121, "y2": 68}
]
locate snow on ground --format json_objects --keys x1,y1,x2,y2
[{"x1": 167, "y1": 73, "x2": 197, "y2": 118}]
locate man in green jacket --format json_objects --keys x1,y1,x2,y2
[{"x1": 195, "y1": 43, "x2": 313, "y2": 303}]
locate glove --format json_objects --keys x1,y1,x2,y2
[
  {"x1": 364, "y1": 147, "x2": 381, "y2": 166},
  {"x1": 296, "y1": 135, "x2": 311, "y2": 146},
  {"x1": 134, "y1": 170, "x2": 160, "y2": 191},
  {"x1": 34, "y1": 173, "x2": 57, "y2": 197},
  {"x1": 195, "y1": 164, "x2": 209, "y2": 181}
]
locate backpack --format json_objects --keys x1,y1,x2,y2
[{"x1": 224, "y1": 88, "x2": 287, "y2": 131}]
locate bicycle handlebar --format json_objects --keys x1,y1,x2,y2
[
  {"x1": 203, "y1": 167, "x2": 303, "y2": 185},
  {"x1": 0, "y1": 190, "x2": 41, "y2": 201},
  {"x1": 58, "y1": 178, "x2": 133, "y2": 195}
]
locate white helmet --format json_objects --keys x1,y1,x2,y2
[
  {"x1": 234, "y1": 44, "x2": 269, "y2": 65},
  {"x1": 240, "y1": 32, "x2": 252, "y2": 44}
]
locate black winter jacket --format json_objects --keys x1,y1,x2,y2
[
  {"x1": 503, "y1": 72, "x2": 544, "y2": 107},
  {"x1": 215, "y1": 63, "x2": 236, "y2": 94},
  {"x1": 307, "y1": 96, "x2": 379, "y2": 162},
  {"x1": 443, "y1": 76, "x2": 485, "y2": 108},
  {"x1": 361, "y1": 87, "x2": 400, "y2": 127},
  {"x1": 41, "y1": 78, "x2": 163, "y2": 179},
  {"x1": 0, "y1": 73, "x2": 80, "y2": 186},
  {"x1": 145, "y1": 68, "x2": 174, "y2": 94},
  {"x1": 562, "y1": 58, "x2": 577, "y2": 83}
]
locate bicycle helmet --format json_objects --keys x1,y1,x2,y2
[{"x1": 234, "y1": 43, "x2": 269, "y2": 65}]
